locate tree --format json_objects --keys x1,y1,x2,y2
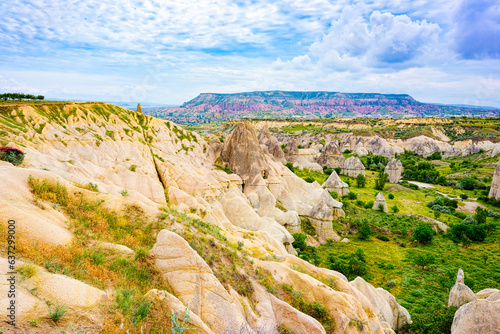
[
  {"x1": 409, "y1": 251, "x2": 436, "y2": 270},
  {"x1": 356, "y1": 174, "x2": 366, "y2": 188},
  {"x1": 358, "y1": 223, "x2": 372, "y2": 240},
  {"x1": 413, "y1": 223, "x2": 434, "y2": 244},
  {"x1": 475, "y1": 207, "x2": 487, "y2": 225},
  {"x1": 374, "y1": 172, "x2": 388, "y2": 191},
  {"x1": 459, "y1": 177, "x2": 476, "y2": 190},
  {"x1": 391, "y1": 205, "x2": 399, "y2": 213},
  {"x1": 433, "y1": 210, "x2": 441, "y2": 220}
]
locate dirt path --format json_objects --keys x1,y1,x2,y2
[
  {"x1": 408, "y1": 181, "x2": 434, "y2": 188},
  {"x1": 458, "y1": 201, "x2": 486, "y2": 214}
]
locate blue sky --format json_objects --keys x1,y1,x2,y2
[{"x1": 1, "y1": 0, "x2": 500, "y2": 107}]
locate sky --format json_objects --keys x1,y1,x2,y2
[{"x1": 1, "y1": 0, "x2": 500, "y2": 107}]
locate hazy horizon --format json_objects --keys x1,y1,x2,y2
[{"x1": 1, "y1": 0, "x2": 499, "y2": 108}]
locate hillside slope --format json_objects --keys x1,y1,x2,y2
[{"x1": 0, "y1": 102, "x2": 410, "y2": 333}]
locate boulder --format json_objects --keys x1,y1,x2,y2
[
  {"x1": 372, "y1": 193, "x2": 388, "y2": 213},
  {"x1": 488, "y1": 159, "x2": 500, "y2": 199},
  {"x1": 341, "y1": 157, "x2": 365, "y2": 178},
  {"x1": 448, "y1": 268, "x2": 476, "y2": 308},
  {"x1": 292, "y1": 149, "x2": 323, "y2": 172},
  {"x1": 322, "y1": 170, "x2": 349, "y2": 196},
  {"x1": 384, "y1": 159, "x2": 403, "y2": 184},
  {"x1": 476, "y1": 289, "x2": 500, "y2": 300},
  {"x1": 150, "y1": 230, "x2": 247, "y2": 331},
  {"x1": 451, "y1": 299, "x2": 500, "y2": 334}
]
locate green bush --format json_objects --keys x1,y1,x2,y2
[
  {"x1": 391, "y1": 205, "x2": 399, "y2": 213},
  {"x1": 449, "y1": 224, "x2": 487, "y2": 243},
  {"x1": 358, "y1": 223, "x2": 372, "y2": 240},
  {"x1": 413, "y1": 223, "x2": 434, "y2": 244},
  {"x1": 374, "y1": 172, "x2": 389, "y2": 191},
  {"x1": 408, "y1": 250, "x2": 436, "y2": 270},
  {"x1": 356, "y1": 174, "x2": 366, "y2": 188},
  {"x1": 388, "y1": 193, "x2": 394, "y2": 199},
  {"x1": 347, "y1": 191, "x2": 357, "y2": 200},
  {"x1": 304, "y1": 176, "x2": 315, "y2": 183},
  {"x1": 376, "y1": 235, "x2": 390, "y2": 241},
  {"x1": 326, "y1": 248, "x2": 368, "y2": 280},
  {"x1": 0, "y1": 149, "x2": 25, "y2": 166}
]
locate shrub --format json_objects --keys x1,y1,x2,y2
[
  {"x1": 358, "y1": 223, "x2": 372, "y2": 240},
  {"x1": 408, "y1": 250, "x2": 436, "y2": 270},
  {"x1": 334, "y1": 167, "x2": 341, "y2": 175},
  {"x1": 376, "y1": 235, "x2": 390, "y2": 241},
  {"x1": 449, "y1": 224, "x2": 487, "y2": 243},
  {"x1": 171, "y1": 304, "x2": 191, "y2": 334},
  {"x1": 17, "y1": 263, "x2": 37, "y2": 278},
  {"x1": 374, "y1": 172, "x2": 389, "y2": 191},
  {"x1": 355, "y1": 200, "x2": 365, "y2": 207},
  {"x1": 304, "y1": 176, "x2": 315, "y2": 183},
  {"x1": 329, "y1": 191, "x2": 338, "y2": 199},
  {"x1": 0, "y1": 149, "x2": 25, "y2": 166},
  {"x1": 49, "y1": 303, "x2": 67, "y2": 322},
  {"x1": 460, "y1": 194, "x2": 468, "y2": 200},
  {"x1": 475, "y1": 207, "x2": 488, "y2": 225},
  {"x1": 388, "y1": 193, "x2": 394, "y2": 199},
  {"x1": 378, "y1": 203, "x2": 385, "y2": 212},
  {"x1": 364, "y1": 201, "x2": 374, "y2": 209},
  {"x1": 119, "y1": 189, "x2": 129, "y2": 196},
  {"x1": 391, "y1": 205, "x2": 399, "y2": 213},
  {"x1": 356, "y1": 174, "x2": 366, "y2": 188},
  {"x1": 326, "y1": 248, "x2": 368, "y2": 280},
  {"x1": 285, "y1": 162, "x2": 294, "y2": 172},
  {"x1": 347, "y1": 192, "x2": 357, "y2": 200},
  {"x1": 323, "y1": 166, "x2": 333, "y2": 175},
  {"x1": 427, "y1": 151, "x2": 442, "y2": 160},
  {"x1": 413, "y1": 223, "x2": 434, "y2": 244}
]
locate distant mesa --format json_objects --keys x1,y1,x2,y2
[{"x1": 150, "y1": 90, "x2": 500, "y2": 123}]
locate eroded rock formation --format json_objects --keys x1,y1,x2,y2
[
  {"x1": 385, "y1": 159, "x2": 403, "y2": 183},
  {"x1": 373, "y1": 193, "x2": 388, "y2": 213},
  {"x1": 322, "y1": 170, "x2": 349, "y2": 196},
  {"x1": 341, "y1": 157, "x2": 365, "y2": 178},
  {"x1": 488, "y1": 159, "x2": 500, "y2": 199},
  {"x1": 316, "y1": 140, "x2": 345, "y2": 168},
  {"x1": 448, "y1": 268, "x2": 476, "y2": 308}
]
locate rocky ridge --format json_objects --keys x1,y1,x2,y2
[{"x1": 0, "y1": 103, "x2": 410, "y2": 333}]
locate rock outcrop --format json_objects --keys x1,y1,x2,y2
[
  {"x1": 258, "y1": 126, "x2": 286, "y2": 164},
  {"x1": 488, "y1": 159, "x2": 500, "y2": 199},
  {"x1": 373, "y1": 193, "x2": 388, "y2": 213},
  {"x1": 341, "y1": 157, "x2": 365, "y2": 178},
  {"x1": 290, "y1": 149, "x2": 323, "y2": 172},
  {"x1": 221, "y1": 122, "x2": 270, "y2": 184},
  {"x1": 151, "y1": 230, "x2": 247, "y2": 331},
  {"x1": 350, "y1": 277, "x2": 412, "y2": 330},
  {"x1": 316, "y1": 140, "x2": 345, "y2": 168},
  {"x1": 322, "y1": 170, "x2": 349, "y2": 196},
  {"x1": 451, "y1": 298, "x2": 500, "y2": 334},
  {"x1": 384, "y1": 159, "x2": 403, "y2": 183},
  {"x1": 448, "y1": 268, "x2": 476, "y2": 308}
]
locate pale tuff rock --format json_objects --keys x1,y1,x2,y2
[
  {"x1": 221, "y1": 122, "x2": 270, "y2": 184},
  {"x1": 449, "y1": 269, "x2": 476, "y2": 308},
  {"x1": 406, "y1": 136, "x2": 460, "y2": 158},
  {"x1": 488, "y1": 159, "x2": 500, "y2": 199},
  {"x1": 258, "y1": 259, "x2": 401, "y2": 334},
  {"x1": 366, "y1": 137, "x2": 397, "y2": 157},
  {"x1": 145, "y1": 289, "x2": 215, "y2": 334},
  {"x1": 151, "y1": 230, "x2": 247, "y2": 332},
  {"x1": 322, "y1": 170, "x2": 349, "y2": 196},
  {"x1": 476, "y1": 289, "x2": 500, "y2": 299},
  {"x1": 384, "y1": 159, "x2": 403, "y2": 184},
  {"x1": 291, "y1": 149, "x2": 323, "y2": 172},
  {"x1": 283, "y1": 138, "x2": 299, "y2": 159},
  {"x1": 258, "y1": 126, "x2": 286, "y2": 164},
  {"x1": 373, "y1": 193, "x2": 388, "y2": 213},
  {"x1": 0, "y1": 166, "x2": 74, "y2": 246},
  {"x1": 316, "y1": 140, "x2": 345, "y2": 168},
  {"x1": 0, "y1": 258, "x2": 105, "y2": 322},
  {"x1": 341, "y1": 157, "x2": 365, "y2": 178},
  {"x1": 350, "y1": 277, "x2": 412, "y2": 330},
  {"x1": 451, "y1": 299, "x2": 500, "y2": 334},
  {"x1": 253, "y1": 285, "x2": 326, "y2": 334}
]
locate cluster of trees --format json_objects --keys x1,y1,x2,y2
[
  {"x1": 362, "y1": 155, "x2": 389, "y2": 171},
  {"x1": 0, "y1": 93, "x2": 44, "y2": 101}
]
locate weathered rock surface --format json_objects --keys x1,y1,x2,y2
[
  {"x1": 350, "y1": 277, "x2": 412, "y2": 330},
  {"x1": 384, "y1": 159, "x2": 403, "y2": 184},
  {"x1": 258, "y1": 126, "x2": 286, "y2": 164},
  {"x1": 373, "y1": 193, "x2": 388, "y2": 213},
  {"x1": 488, "y1": 159, "x2": 500, "y2": 199},
  {"x1": 451, "y1": 299, "x2": 500, "y2": 334},
  {"x1": 449, "y1": 269, "x2": 476, "y2": 308},
  {"x1": 145, "y1": 289, "x2": 215, "y2": 334},
  {"x1": 151, "y1": 230, "x2": 247, "y2": 332},
  {"x1": 316, "y1": 140, "x2": 345, "y2": 168},
  {"x1": 322, "y1": 170, "x2": 349, "y2": 196},
  {"x1": 341, "y1": 157, "x2": 365, "y2": 178}
]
